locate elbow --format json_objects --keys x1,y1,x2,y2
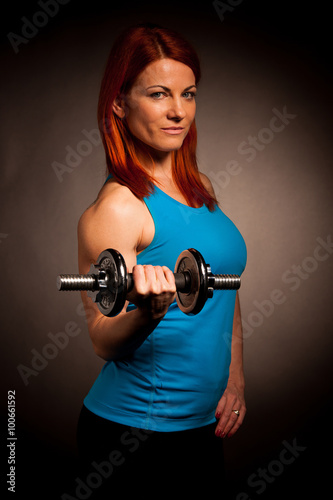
[
  {"x1": 88, "y1": 318, "x2": 118, "y2": 361},
  {"x1": 91, "y1": 340, "x2": 115, "y2": 362},
  {"x1": 91, "y1": 340, "x2": 126, "y2": 362}
]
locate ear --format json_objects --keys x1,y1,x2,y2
[{"x1": 112, "y1": 95, "x2": 126, "y2": 119}]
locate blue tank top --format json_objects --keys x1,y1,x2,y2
[{"x1": 84, "y1": 184, "x2": 247, "y2": 431}]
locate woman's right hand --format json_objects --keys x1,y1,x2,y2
[{"x1": 127, "y1": 265, "x2": 177, "y2": 320}]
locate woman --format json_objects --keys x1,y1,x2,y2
[{"x1": 76, "y1": 23, "x2": 247, "y2": 496}]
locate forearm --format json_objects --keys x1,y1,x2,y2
[
  {"x1": 228, "y1": 292, "x2": 245, "y2": 388},
  {"x1": 88, "y1": 306, "x2": 161, "y2": 361},
  {"x1": 215, "y1": 292, "x2": 246, "y2": 438}
]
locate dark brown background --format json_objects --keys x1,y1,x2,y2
[{"x1": 1, "y1": 1, "x2": 332, "y2": 498}]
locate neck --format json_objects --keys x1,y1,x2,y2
[{"x1": 136, "y1": 142, "x2": 174, "y2": 180}]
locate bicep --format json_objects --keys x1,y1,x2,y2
[
  {"x1": 78, "y1": 199, "x2": 141, "y2": 275},
  {"x1": 77, "y1": 195, "x2": 143, "y2": 327}
]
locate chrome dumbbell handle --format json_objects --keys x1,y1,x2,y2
[
  {"x1": 57, "y1": 274, "x2": 97, "y2": 291},
  {"x1": 57, "y1": 271, "x2": 240, "y2": 293},
  {"x1": 57, "y1": 271, "x2": 192, "y2": 293},
  {"x1": 209, "y1": 274, "x2": 240, "y2": 290}
]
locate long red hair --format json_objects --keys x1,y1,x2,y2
[{"x1": 98, "y1": 23, "x2": 217, "y2": 210}]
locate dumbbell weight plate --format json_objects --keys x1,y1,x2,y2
[
  {"x1": 88, "y1": 249, "x2": 128, "y2": 317},
  {"x1": 174, "y1": 248, "x2": 209, "y2": 315}
]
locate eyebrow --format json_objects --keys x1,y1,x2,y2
[{"x1": 146, "y1": 84, "x2": 197, "y2": 92}]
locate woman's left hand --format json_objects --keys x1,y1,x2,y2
[{"x1": 214, "y1": 380, "x2": 246, "y2": 438}]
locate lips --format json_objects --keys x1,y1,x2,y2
[
  {"x1": 162, "y1": 127, "x2": 184, "y2": 130},
  {"x1": 161, "y1": 127, "x2": 185, "y2": 135}
]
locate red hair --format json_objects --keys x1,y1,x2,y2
[{"x1": 98, "y1": 23, "x2": 217, "y2": 210}]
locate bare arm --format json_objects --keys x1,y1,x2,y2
[
  {"x1": 228, "y1": 292, "x2": 245, "y2": 390},
  {"x1": 78, "y1": 182, "x2": 176, "y2": 361},
  {"x1": 215, "y1": 292, "x2": 246, "y2": 438}
]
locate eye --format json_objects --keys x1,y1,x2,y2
[
  {"x1": 182, "y1": 91, "x2": 196, "y2": 100},
  {"x1": 150, "y1": 92, "x2": 167, "y2": 99}
]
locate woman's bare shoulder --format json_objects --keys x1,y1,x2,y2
[
  {"x1": 80, "y1": 179, "x2": 145, "y2": 223},
  {"x1": 199, "y1": 172, "x2": 216, "y2": 197},
  {"x1": 78, "y1": 180, "x2": 146, "y2": 263}
]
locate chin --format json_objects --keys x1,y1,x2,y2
[
  {"x1": 156, "y1": 138, "x2": 186, "y2": 152},
  {"x1": 157, "y1": 144, "x2": 184, "y2": 153},
  {"x1": 135, "y1": 135, "x2": 186, "y2": 155}
]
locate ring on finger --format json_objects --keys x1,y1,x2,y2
[{"x1": 232, "y1": 409, "x2": 240, "y2": 417}]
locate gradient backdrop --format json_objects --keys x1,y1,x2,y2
[{"x1": 1, "y1": 1, "x2": 332, "y2": 498}]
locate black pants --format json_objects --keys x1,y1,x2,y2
[{"x1": 74, "y1": 405, "x2": 224, "y2": 498}]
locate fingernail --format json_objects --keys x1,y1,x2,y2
[
  {"x1": 215, "y1": 429, "x2": 221, "y2": 437},
  {"x1": 215, "y1": 412, "x2": 221, "y2": 419},
  {"x1": 221, "y1": 432, "x2": 226, "y2": 438}
]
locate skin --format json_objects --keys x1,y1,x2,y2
[{"x1": 78, "y1": 58, "x2": 246, "y2": 440}]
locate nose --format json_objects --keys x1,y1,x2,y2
[{"x1": 167, "y1": 97, "x2": 186, "y2": 121}]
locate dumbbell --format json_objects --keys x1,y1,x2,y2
[{"x1": 57, "y1": 248, "x2": 240, "y2": 316}]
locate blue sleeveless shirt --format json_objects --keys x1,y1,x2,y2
[{"x1": 84, "y1": 185, "x2": 247, "y2": 431}]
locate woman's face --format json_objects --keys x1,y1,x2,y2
[{"x1": 114, "y1": 58, "x2": 197, "y2": 155}]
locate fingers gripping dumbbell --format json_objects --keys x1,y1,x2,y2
[{"x1": 57, "y1": 248, "x2": 240, "y2": 316}]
